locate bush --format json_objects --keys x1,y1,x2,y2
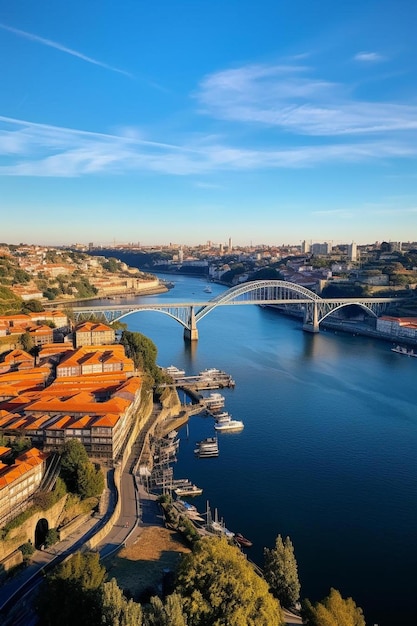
[
  {"x1": 19, "y1": 541, "x2": 35, "y2": 558},
  {"x1": 44, "y1": 529, "x2": 60, "y2": 548}
]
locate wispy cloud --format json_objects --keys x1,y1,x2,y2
[
  {"x1": 0, "y1": 115, "x2": 416, "y2": 178},
  {"x1": 196, "y1": 62, "x2": 417, "y2": 136},
  {"x1": 354, "y1": 51, "x2": 385, "y2": 62},
  {"x1": 0, "y1": 22, "x2": 132, "y2": 78}
]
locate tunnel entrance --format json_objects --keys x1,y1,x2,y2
[{"x1": 35, "y1": 518, "x2": 49, "y2": 548}]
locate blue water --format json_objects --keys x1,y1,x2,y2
[{"x1": 108, "y1": 274, "x2": 417, "y2": 625}]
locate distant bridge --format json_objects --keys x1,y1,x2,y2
[{"x1": 70, "y1": 280, "x2": 400, "y2": 341}]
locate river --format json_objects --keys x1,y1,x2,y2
[{"x1": 98, "y1": 273, "x2": 417, "y2": 625}]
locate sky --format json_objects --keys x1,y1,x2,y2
[{"x1": 1, "y1": 0, "x2": 417, "y2": 247}]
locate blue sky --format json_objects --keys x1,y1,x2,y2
[{"x1": 1, "y1": 0, "x2": 417, "y2": 247}]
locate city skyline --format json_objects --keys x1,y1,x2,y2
[{"x1": 1, "y1": 1, "x2": 417, "y2": 246}]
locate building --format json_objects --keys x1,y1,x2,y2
[
  {"x1": 0, "y1": 447, "x2": 49, "y2": 524},
  {"x1": 74, "y1": 321, "x2": 115, "y2": 348},
  {"x1": 347, "y1": 242, "x2": 357, "y2": 262},
  {"x1": 376, "y1": 316, "x2": 417, "y2": 340}
]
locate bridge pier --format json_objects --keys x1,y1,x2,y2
[
  {"x1": 303, "y1": 302, "x2": 320, "y2": 333},
  {"x1": 184, "y1": 306, "x2": 199, "y2": 342},
  {"x1": 184, "y1": 327, "x2": 199, "y2": 341}
]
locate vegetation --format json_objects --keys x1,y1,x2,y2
[
  {"x1": 0, "y1": 285, "x2": 22, "y2": 314},
  {"x1": 60, "y1": 439, "x2": 104, "y2": 498},
  {"x1": 120, "y1": 330, "x2": 169, "y2": 386},
  {"x1": 44, "y1": 528, "x2": 60, "y2": 548},
  {"x1": 302, "y1": 587, "x2": 366, "y2": 626},
  {"x1": 175, "y1": 536, "x2": 284, "y2": 625},
  {"x1": 36, "y1": 551, "x2": 106, "y2": 626},
  {"x1": 0, "y1": 435, "x2": 33, "y2": 460},
  {"x1": 264, "y1": 534, "x2": 301, "y2": 608}
]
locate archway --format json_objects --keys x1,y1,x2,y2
[{"x1": 35, "y1": 518, "x2": 49, "y2": 548}]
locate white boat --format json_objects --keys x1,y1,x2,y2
[
  {"x1": 391, "y1": 345, "x2": 417, "y2": 357},
  {"x1": 214, "y1": 419, "x2": 244, "y2": 431},
  {"x1": 204, "y1": 285, "x2": 212, "y2": 293},
  {"x1": 194, "y1": 436, "x2": 219, "y2": 457},
  {"x1": 174, "y1": 484, "x2": 203, "y2": 497},
  {"x1": 203, "y1": 392, "x2": 225, "y2": 411},
  {"x1": 165, "y1": 365, "x2": 186, "y2": 379}
]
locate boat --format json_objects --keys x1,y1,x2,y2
[
  {"x1": 234, "y1": 533, "x2": 253, "y2": 548},
  {"x1": 203, "y1": 392, "x2": 225, "y2": 411},
  {"x1": 214, "y1": 419, "x2": 244, "y2": 431},
  {"x1": 213, "y1": 412, "x2": 244, "y2": 431},
  {"x1": 194, "y1": 436, "x2": 219, "y2": 457},
  {"x1": 174, "y1": 484, "x2": 203, "y2": 497},
  {"x1": 204, "y1": 285, "x2": 212, "y2": 293},
  {"x1": 391, "y1": 345, "x2": 417, "y2": 357},
  {"x1": 165, "y1": 365, "x2": 186, "y2": 379},
  {"x1": 207, "y1": 507, "x2": 235, "y2": 538}
]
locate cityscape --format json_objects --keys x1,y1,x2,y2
[{"x1": 1, "y1": 0, "x2": 417, "y2": 625}]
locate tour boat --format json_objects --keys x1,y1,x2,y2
[
  {"x1": 391, "y1": 345, "x2": 417, "y2": 357},
  {"x1": 194, "y1": 436, "x2": 219, "y2": 457},
  {"x1": 174, "y1": 484, "x2": 203, "y2": 497},
  {"x1": 214, "y1": 412, "x2": 244, "y2": 431},
  {"x1": 203, "y1": 392, "x2": 225, "y2": 411}
]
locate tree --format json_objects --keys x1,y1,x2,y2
[
  {"x1": 36, "y1": 551, "x2": 105, "y2": 626},
  {"x1": 60, "y1": 439, "x2": 89, "y2": 493},
  {"x1": 20, "y1": 331, "x2": 34, "y2": 353},
  {"x1": 77, "y1": 462, "x2": 105, "y2": 499},
  {"x1": 302, "y1": 587, "x2": 366, "y2": 626},
  {"x1": 22, "y1": 299, "x2": 45, "y2": 312},
  {"x1": 263, "y1": 535, "x2": 300, "y2": 608},
  {"x1": 145, "y1": 593, "x2": 187, "y2": 626},
  {"x1": 120, "y1": 330, "x2": 163, "y2": 383},
  {"x1": 175, "y1": 536, "x2": 284, "y2": 626},
  {"x1": 101, "y1": 578, "x2": 143, "y2": 626}
]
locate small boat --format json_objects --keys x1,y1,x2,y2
[
  {"x1": 204, "y1": 285, "x2": 212, "y2": 293},
  {"x1": 174, "y1": 484, "x2": 203, "y2": 497},
  {"x1": 165, "y1": 365, "x2": 186, "y2": 379},
  {"x1": 203, "y1": 392, "x2": 225, "y2": 411},
  {"x1": 194, "y1": 436, "x2": 219, "y2": 457},
  {"x1": 214, "y1": 419, "x2": 244, "y2": 432},
  {"x1": 391, "y1": 345, "x2": 417, "y2": 357},
  {"x1": 234, "y1": 533, "x2": 253, "y2": 548},
  {"x1": 214, "y1": 412, "x2": 244, "y2": 431}
]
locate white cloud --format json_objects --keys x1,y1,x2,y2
[
  {"x1": 0, "y1": 22, "x2": 132, "y2": 77},
  {"x1": 0, "y1": 115, "x2": 416, "y2": 178},
  {"x1": 196, "y1": 62, "x2": 417, "y2": 136},
  {"x1": 354, "y1": 51, "x2": 385, "y2": 62}
]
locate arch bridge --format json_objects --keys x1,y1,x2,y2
[{"x1": 71, "y1": 280, "x2": 399, "y2": 341}]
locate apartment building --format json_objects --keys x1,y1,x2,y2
[
  {"x1": 74, "y1": 321, "x2": 115, "y2": 347},
  {"x1": 0, "y1": 447, "x2": 48, "y2": 523}
]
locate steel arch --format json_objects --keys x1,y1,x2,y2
[
  {"x1": 195, "y1": 280, "x2": 322, "y2": 322},
  {"x1": 318, "y1": 302, "x2": 378, "y2": 323},
  {"x1": 113, "y1": 306, "x2": 191, "y2": 329}
]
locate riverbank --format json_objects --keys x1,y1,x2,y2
[{"x1": 43, "y1": 283, "x2": 169, "y2": 308}]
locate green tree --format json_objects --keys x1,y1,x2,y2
[
  {"x1": 146, "y1": 593, "x2": 186, "y2": 626},
  {"x1": 120, "y1": 330, "x2": 163, "y2": 383},
  {"x1": 302, "y1": 587, "x2": 366, "y2": 626},
  {"x1": 36, "y1": 551, "x2": 105, "y2": 626},
  {"x1": 101, "y1": 578, "x2": 143, "y2": 626},
  {"x1": 77, "y1": 462, "x2": 105, "y2": 499},
  {"x1": 20, "y1": 331, "x2": 34, "y2": 353},
  {"x1": 60, "y1": 439, "x2": 89, "y2": 493},
  {"x1": 263, "y1": 535, "x2": 301, "y2": 608},
  {"x1": 176, "y1": 536, "x2": 283, "y2": 626},
  {"x1": 22, "y1": 299, "x2": 45, "y2": 312}
]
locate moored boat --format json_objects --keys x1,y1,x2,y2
[
  {"x1": 203, "y1": 392, "x2": 225, "y2": 411},
  {"x1": 174, "y1": 484, "x2": 203, "y2": 497},
  {"x1": 214, "y1": 412, "x2": 244, "y2": 431},
  {"x1": 391, "y1": 345, "x2": 417, "y2": 357},
  {"x1": 234, "y1": 532, "x2": 253, "y2": 547}
]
